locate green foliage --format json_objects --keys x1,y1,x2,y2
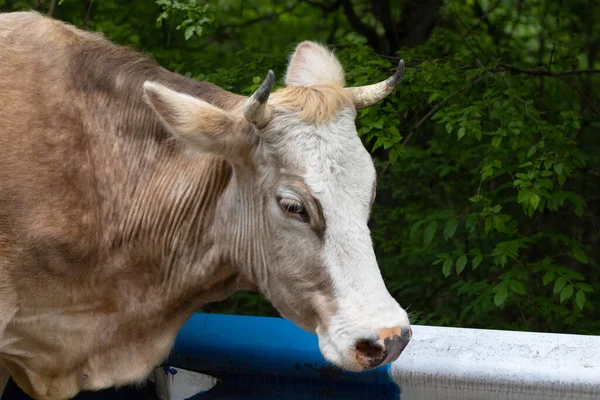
[
  {"x1": 5, "y1": 0, "x2": 597, "y2": 334},
  {"x1": 156, "y1": 0, "x2": 214, "y2": 40}
]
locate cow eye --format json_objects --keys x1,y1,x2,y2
[{"x1": 278, "y1": 195, "x2": 309, "y2": 223}]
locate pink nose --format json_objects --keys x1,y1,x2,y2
[{"x1": 353, "y1": 326, "x2": 412, "y2": 369}]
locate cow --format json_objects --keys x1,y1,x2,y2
[{"x1": 0, "y1": 11, "x2": 411, "y2": 400}]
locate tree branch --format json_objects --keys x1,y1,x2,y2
[
  {"x1": 465, "y1": 0, "x2": 501, "y2": 37},
  {"x1": 226, "y1": 3, "x2": 301, "y2": 29},
  {"x1": 1, "y1": 0, "x2": 14, "y2": 12},
  {"x1": 553, "y1": 75, "x2": 600, "y2": 117},
  {"x1": 496, "y1": 64, "x2": 600, "y2": 76},
  {"x1": 302, "y1": 0, "x2": 341, "y2": 13},
  {"x1": 46, "y1": 0, "x2": 57, "y2": 17},
  {"x1": 404, "y1": 76, "x2": 487, "y2": 145},
  {"x1": 400, "y1": 59, "x2": 599, "y2": 145},
  {"x1": 326, "y1": 6, "x2": 341, "y2": 44},
  {"x1": 338, "y1": 0, "x2": 380, "y2": 50},
  {"x1": 83, "y1": 0, "x2": 94, "y2": 29},
  {"x1": 372, "y1": 0, "x2": 398, "y2": 52},
  {"x1": 396, "y1": 0, "x2": 441, "y2": 49},
  {"x1": 354, "y1": 55, "x2": 600, "y2": 77}
]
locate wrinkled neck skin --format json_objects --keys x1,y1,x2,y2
[
  {"x1": 113, "y1": 112, "x2": 264, "y2": 311},
  {"x1": 209, "y1": 164, "x2": 271, "y2": 297}
]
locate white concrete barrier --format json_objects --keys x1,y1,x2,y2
[{"x1": 392, "y1": 325, "x2": 600, "y2": 400}]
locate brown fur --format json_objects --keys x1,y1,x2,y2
[
  {"x1": 0, "y1": 11, "x2": 248, "y2": 399},
  {"x1": 0, "y1": 12, "x2": 341, "y2": 399}
]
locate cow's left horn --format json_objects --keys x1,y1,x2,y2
[
  {"x1": 244, "y1": 70, "x2": 275, "y2": 128},
  {"x1": 347, "y1": 60, "x2": 405, "y2": 109}
]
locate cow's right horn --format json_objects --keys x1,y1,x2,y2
[
  {"x1": 244, "y1": 70, "x2": 275, "y2": 128},
  {"x1": 347, "y1": 59, "x2": 405, "y2": 109}
]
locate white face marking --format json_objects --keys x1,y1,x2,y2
[{"x1": 262, "y1": 107, "x2": 410, "y2": 371}]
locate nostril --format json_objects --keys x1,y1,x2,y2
[{"x1": 354, "y1": 339, "x2": 385, "y2": 364}]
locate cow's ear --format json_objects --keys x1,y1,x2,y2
[{"x1": 143, "y1": 81, "x2": 253, "y2": 158}]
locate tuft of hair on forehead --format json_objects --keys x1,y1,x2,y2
[
  {"x1": 271, "y1": 85, "x2": 353, "y2": 124},
  {"x1": 274, "y1": 41, "x2": 353, "y2": 124}
]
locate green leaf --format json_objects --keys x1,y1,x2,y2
[
  {"x1": 389, "y1": 148, "x2": 399, "y2": 164},
  {"x1": 494, "y1": 284, "x2": 508, "y2": 306},
  {"x1": 530, "y1": 193, "x2": 541, "y2": 210},
  {"x1": 542, "y1": 270, "x2": 555, "y2": 286},
  {"x1": 575, "y1": 291, "x2": 586, "y2": 310},
  {"x1": 560, "y1": 285, "x2": 574, "y2": 303},
  {"x1": 576, "y1": 283, "x2": 594, "y2": 293},
  {"x1": 439, "y1": 166, "x2": 452, "y2": 177},
  {"x1": 517, "y1": 188, "x2": 531, "y2": 204},
  {"x1": 572, "y1": 246, "x2": 588, "y2": 264},
  {"x1": 465, "y1": 213, "x2": 479, "y2": 231},
  {"x1": 553, "y1": 277, "x2": 567, "y2": 295},
  {"x1": 510, "y1": 280, "x2": 526, "y2": 295},
  {"x1": 184, "y1": 25, "x2": 195, "y2": 40},
  {"x1": 472, "y1": 254, "x2": 483, "y2": 270},
  {"x1": 445, "y1": 122, "x2": 453, "y2": 134},
  {"x1": 428, "y1": 91, "x2": 441, "y2": 103},
  {"x1": 443, "y1": 217, "x2": 458, "y2": 240},
  {"x1": 527, "y1": 146, "x2": 537, "y2": 157},
  {"x1": 492, "y1": 240, "x2": 523, "y2": 267},
  {"x1": 423, "y1": 220, "x2": 438, "y2": 245},
  {"x1": 455, "y1": 255, "x2": 467, "y2": 275},
  {"x1": 442, "y1": 258, "x2": 453, "y2": 277},
  {"x1": 457, "y1": 127, "x2": 466, "y2": 140},
  {"x1": 410, "y1": 220, "x2": 425, "y2": 237},
  {"x1": 492, "y1": 136, "x2": 502, "y2": 147},
  {"x1": 371, "y1": 138, "x2": 384, "y2": 152},
  {"x1": 554, "y1": 163, "x2": 564, "y2": 174},
  {"x1": 558, "y1": 173, "x2": 567, "y2": 186},
  {"x1": 431, "y1": 110, "x2": 445, "y2": 120},
  {"x1": 566, "y1": 192, "x2": 586, "y2": 218}
]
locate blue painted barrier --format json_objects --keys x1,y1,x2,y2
[
  {"x1": 166, "y1": 313, "x2": 400, "y2": 399},
  {"x1": 1, "y1": 378, "x2": 154, "y2": 400}
]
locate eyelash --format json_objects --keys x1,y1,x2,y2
[{"x1": 278, "y1": 196, "x2": 309, "y2": 223}]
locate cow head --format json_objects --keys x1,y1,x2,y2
[{"x1": 143, "y1": 41, "x2": 411, "y2": 372}]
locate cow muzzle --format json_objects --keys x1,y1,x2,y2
[
  {"x1": 353, "y1": 326, "x2": 412, "y2": 369},
  {"x1": 317, "y1": 313, "x2": 412, "y2": 372}
]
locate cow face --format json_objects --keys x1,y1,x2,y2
[{"x1": 143, "y1": 41, "x2": 411, "y2": 372}]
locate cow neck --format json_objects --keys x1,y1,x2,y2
[{"x1": 91, "y1": 79, "x2": 245, "y2": 304}]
